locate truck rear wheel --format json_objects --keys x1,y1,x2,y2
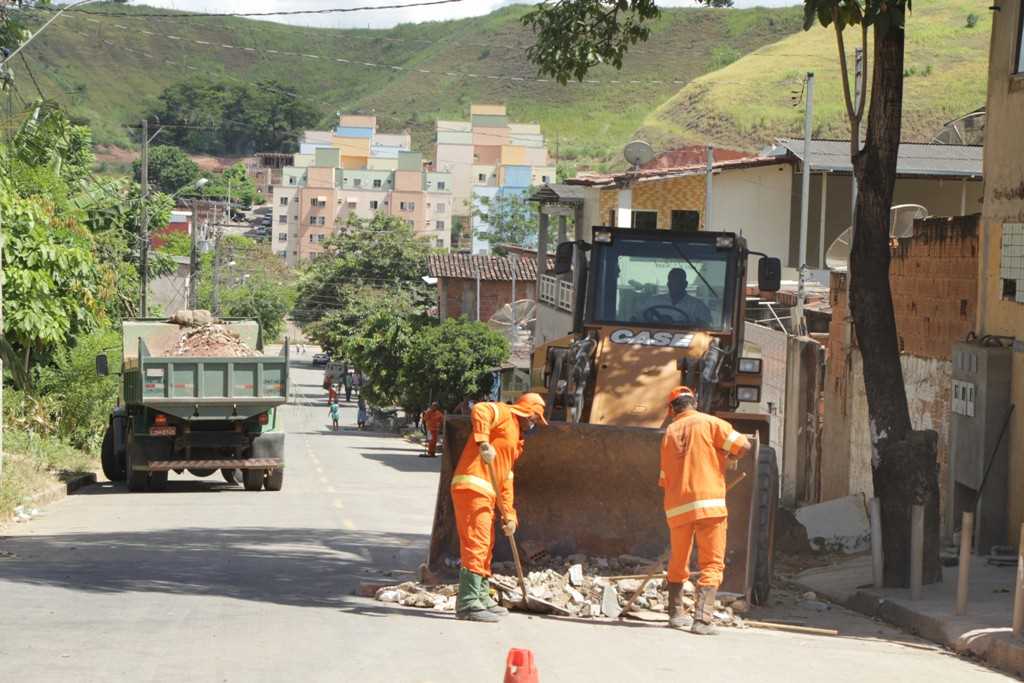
[
  {"x1": 148, "y1": 471, "x2": 169, "y2": 492},
  {"x1": 127, "y1": 469, "x2": 148, "y2": 492},
  {"x1": 243, "y1": 468, "x2": 265, "y2": 491},
  {"x1": 265, "y1": 468, "x2": 284, "y2": 491},
  {"x1": 101, "y1": 427, "x2": 126, "y2": 483},
  {"x1": 751, "y1": 446, "x2": 779, "y2": 605}
]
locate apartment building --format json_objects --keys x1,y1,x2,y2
[
  {"x1": 273, "y1": 116, "x2": 452, "y2": 265},
  {"x1": 435, "y1": 104, "x2": 556, "y2": 253}
]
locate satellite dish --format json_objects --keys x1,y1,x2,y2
[
  {"x1": 890, "y1": 204, "x2": 928, "y2": 239},
  {"x1": 825, "y1": 204, "x2": 930, "y2": 271},
  {"x1": 623, "y1": 140, "x2": 655, "y2": 169}
]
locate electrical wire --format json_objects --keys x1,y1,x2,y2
[
  {"x1": 0, "y1": 0, "x2": 99, "y2": 66},
  {"x1": 31, "y1": 0, "x2": 465, "y2": 18}
]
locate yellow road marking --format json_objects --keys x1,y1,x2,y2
[
  {"x1": 342, "y1": 519, "x2": 356, "y2": 530},
  {"x1": 333, "y1": 499, "x2": 344, "y2": 509},
  {"x1": 326, "y1": 485, "x2": 337, "y2": 494}
]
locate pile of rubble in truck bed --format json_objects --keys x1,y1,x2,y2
[
  {"x1": 371, "y1": 554, "x2": 749, "y2": 627},
  {"x1": 164, "y1": 310, "x2": 261, "y2": 358}
]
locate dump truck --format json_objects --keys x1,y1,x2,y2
[
  {"x1": 97, "y1": 317, "x2": 289, "y2": 492},
  {"x1": 429, "y1": 227, "x2": 782, "y2": 603}
]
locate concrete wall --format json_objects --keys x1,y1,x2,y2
[
  {"x1": 821, "y1": 216, "x2": 979, "y2": 530},
  {"x1": 711, "y1": 163, "x2": 793, "y2": 271},
  {"x1": 977, "y1": 0, "x2": 1024, "y2": 542}
]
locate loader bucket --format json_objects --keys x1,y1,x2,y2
[{"x1": 427, "y1": 415, "x2": 777, "y2": 603}]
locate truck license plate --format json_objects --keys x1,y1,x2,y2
[{"x1": 149, "y1": 426, "x2": 176, "y2": 436}]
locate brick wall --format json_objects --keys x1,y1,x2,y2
[
  {"x1": 440, "y1": 278, "x2": 537, "y2": 322},
  {"x1": 598, "y1": 175, "x2": 706, "y2": 229}
]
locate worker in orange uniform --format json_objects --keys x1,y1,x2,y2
[
  {"x1": 420, "y1": 402, "x2": 445, "y2": 458},
  {"x1": 660, "y1": 386, "x2": 751, "y2": 635},
  {"x1": 451, "y1": 393, "x2": 548, "y2": 623}
]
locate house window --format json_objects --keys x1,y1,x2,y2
[
  {"x1": 670, "y1": 210, "x2": 700, "y2": 233},
  {"x1": 317, "y1": 234, "x2": 326, "y2": 242},
  {"x1": 309, "y1": 234, "x2": 315, "y2": 243},
  {"x1": 370, "y1": 200, "x2": 379, "y2": 210},
  {"x1": 319, "y1": 216, "x2": 326, "y2": 225},
  {"x1": 400, "y1": 201, "x2": 416, "y2": 211},
  {"x1": 541, "y1": 175, "x2": 550, "y2": 183},
  {"x1": 277, "y1": 233, "x2": 287, "y2": 242},
  {"x1": 436, "y1": 203, "x2": 446, "y2": 214},
  {"x1": 310, "y1": 198, "x2": 317, "y2": 207},
  {"x1": 279, "y1": 197, "x2": 288, "y2": 206},
  {"x1": 478, "y1": 173, "x2": 486, "y2": 182},
  {"x1": 1001, "y1": 223, "x2": 1024, "y2": 303},
  {"x1": 436, "y1": 239, "x2": 445, "y2": 247},
  {"x1": 437, "y1": 181, "x2": 446, "y2": 190},
  {"x1": 436, "y1": 220, "x2": 446, "y2": 231},
  {"x1": 354, "y1": 178, "x2": 362, "y2": 188},
  {"x1": 348, "y1": 201, "x2": 358, "y2": 209},
  {"x1": 631, "y1": 210, "x2": 658, "y2": 231},
  {"x1": 308, "y1": 216, "x2": 317, "y2": 225},
  {"x1": 278, "y1": 214, "x2": 287, "y2": 224},
  {"x1": 289, "y1": 177, "x2": 296, "y2": 185},
  {"x1": 373, "y1": 179, "x2": 382, "y2": 188}
]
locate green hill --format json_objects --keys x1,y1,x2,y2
[
  {"x1": 15, "y1": 2, "x2": 988, "y2": 169},
  {"x1": 637, "y1": 0, "x2": 991, "y2": 151},
  {"x1": 16, "y1": 3, "x2": 803, "y2": 169}
]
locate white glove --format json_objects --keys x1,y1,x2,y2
[
  {"x1": 479, "y1": 442, "x2": 496, "y2": 464},
  {"x1": 502, "y1": 518, "x2": 517, "y2": 536}
]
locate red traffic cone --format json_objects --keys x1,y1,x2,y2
[{"x1": 503, "y1": 648, "x2": 539, "y2": 683}]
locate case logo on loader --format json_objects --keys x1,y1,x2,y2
[{"x1": 609, "y1": 329, "x2": 694, "y2": 348}]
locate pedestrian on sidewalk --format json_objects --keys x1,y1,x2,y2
[
  {"x1": 420, "y1": 402, "x2": 445, "y2": 458},
  {"x1": 451, "y1": 393, "x2": 548, "y2": 623},
  {"x1": 329, "y1": 401, "x2": 340, "y2": 432},
  {"x1": 659, "y1": 386, "x2": 751, "y2": 636},
  {"x1": 357, "y1": 398, "x2": 368, "y2": 430},
  {"x1": 344, "y1": 369, "x2": 354, "y2": 402},
  {"x1": 353, "y1": 370, "x2": 363, "y2": 397},
  {"x1": 328, "y1": 383, "x2": 337, "y2": 405}
]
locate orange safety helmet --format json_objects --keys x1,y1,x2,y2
[
  {"x1": 510, "y1": 392, "x2": 549, "y2": 426},
  {"x1": 666, "y1": 386, "x2": 696, "y2": 416}
]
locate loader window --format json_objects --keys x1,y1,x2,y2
[{"x1": 590, "y1": 235, "x2": 734, "y2": 331}]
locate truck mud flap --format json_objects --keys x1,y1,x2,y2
[
  {"x1": 252, "y1": 432, "x2": 285, "y2": 464},
  {"x1": 428, "y1": 416, "x2": 772, "y2": 601}
]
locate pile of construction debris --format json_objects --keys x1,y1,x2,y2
[
  {"x1": 371, "y1": 554, "x2": 749, "y2": 627},
  {"x1": 163, "y1": 310, "x2": 261, "y2": 358}
]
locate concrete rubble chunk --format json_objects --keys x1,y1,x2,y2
[
  {"x1": 683, "y1": 580, "x2": 696, "y2": 594},
  {"x1": 617, "y1": 578, "x2": 641, "y2": 594},
  {"x1": 601, "y1": 586, "x2": 622, "y2": 618},
  {"x1": 731, "y1": 599, "x2": 750, "y2": 614},
  {"x1": 793, "y1": 494, "x2": 871, "y2": 554},
  {"x1": 567, "y1": 587, "x2": 585, "y2": 604},
  {"x1": 801, "y1": 591, "x2": 817, "y2": 601},
  {"x1": 568, "y1": 564, "x2": 584, "y2": 587}
]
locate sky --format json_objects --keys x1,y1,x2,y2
[{"x1": 123, "y1": 1, "x2": 801, "y2": 30}]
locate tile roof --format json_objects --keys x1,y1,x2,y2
[
  {"x1": 770, "y1": 138, "x2": 983, "y2": 178},
  {"x1": 566, "y1": 155, "x2": 784, "y2": 186},
  {"x1": 427, "y1": 253, "x2": 553, "y2": 281}
]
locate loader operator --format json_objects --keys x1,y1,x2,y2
[
  {"x1": 644, "y1": 268, "x2": 712, "y2": 326},
  {"x1": 660, "y1": 386, "x2": 751, "y2": 635},
  {"x1": 451, "y1": 392, "x2": 548, "y2": 623}
]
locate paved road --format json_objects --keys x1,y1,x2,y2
[{"x1": 0, "y1": 359, "x2": 1009, "y2": 682}]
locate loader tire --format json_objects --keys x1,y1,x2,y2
[
  {"x1": 265, "y1": 468, "x2": 284, "y2": 492},
  {"x1": 751, "y1": 446, "x2": 779, "y2": 605},
  {"x1": 148, "y1": 471, "x2": 169, "y2": 492},
  {"x1": 545, "y1": 349, "x2": 567, "y2": 423},
  {"x1": 101, "y1": 427, "x2": 126, "y2": 483},
  {"x1": 243, "y1": 468, "x2": 265, "y2": 491},
  {"x1": 221, "y1": 468, "x2": 243, "y2": 485}
]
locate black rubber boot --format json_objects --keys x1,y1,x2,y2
[{"x1": 667, "y1": 581, "x2": 694, "y2": 630}]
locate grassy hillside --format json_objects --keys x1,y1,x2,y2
[
  {"x1": 16, "y1": 2, "x2": 988, "y2": 169},
  {"x1": 637, "y1": 0, "x2": 991, "y2": 151},
  {"x1": 18, "y1": 3, "x2": 803, "y2": 169}
]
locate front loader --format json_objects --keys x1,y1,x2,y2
[{"x1": 429, "y1": 227, "x2": 782, "y2": 603}]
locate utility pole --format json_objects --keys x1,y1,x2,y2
[
  {"x1": 794, "y1": 72, "x2": 814, "y2": 336},
  {"x1": 705, "y1": 145, "x2": 715, "y2": 230},
  {"x1": 474, "y1": 267, "x2": 481, "y2": 322},
  {"x1": 189, "y1": 199, "x2": 199, "y2": 309},
  {"x1": 212, "y1": 228, "x2": 221, "y2": 316},
  {"x1": 138, "y1": 118, "x2": 150, "y2": 317}
]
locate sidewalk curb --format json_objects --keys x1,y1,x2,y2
[
  {"x1": 1, "y1": 472, "x2": 98, "y2": 528},
  {"x1": 790, "y1": 578, "x2": 1024, "y2": 677}
]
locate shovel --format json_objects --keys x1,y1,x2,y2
[{"x1": 485, "y1": 461, "x2": 568, "y2": 616}]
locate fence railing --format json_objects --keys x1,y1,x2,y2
[{"x1": 539, "y1": 275, "x2": 574, "y2": 313}]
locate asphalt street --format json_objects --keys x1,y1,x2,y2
[{"x1": 0, "y1": 356, "x2": 1010, "y2": 682}]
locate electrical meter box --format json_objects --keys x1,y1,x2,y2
[{"x1": 950, "y1": 342, "x2": 1013, "y2": 554}]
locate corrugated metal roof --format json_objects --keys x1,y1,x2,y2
[
  {"x1": 772, "y1": 138, "x2": 983, "y2": 178},
  {"x1": 427, "y1": 253, "x2": 553, "y2": 281}
]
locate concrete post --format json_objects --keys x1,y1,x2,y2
[
  {"x1": 955, "y1": 511, "x2": 974, "y2": 616},
  {"x1": 1014, "y1": 524, "x2": 1024, "y2": 637},
  {"x1": 871, "y1": 497, "x2": 884, "y2": 588},
  {"x1": 537, "y1": 212, "x2": 549, "y2": 280},
  {"x1": 911, "y1": 504, "x2": 924, "y2": 601}
]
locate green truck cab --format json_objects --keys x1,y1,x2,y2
[{"x1": 98, "y1": 318, "x2": 289, "y2": 492}]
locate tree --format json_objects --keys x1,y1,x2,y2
[
  {"x1": 294, "y1": 213, "x2": 435, "y2": 326},
  {"x1": 133, "y1": 145, "x2": 200, "y2": 196},
  {"x1": 523, "y1": 0, "x2": 935, "y2": 587},
  {"x1": 341, "y1": 308, "x2": 426, "y2": 410},
  {"x1": 472, "y1": 190, "x2": 538, "y2": 255},
  {"x1": 147, "y1": 77, "x2": 319, "y2": 155},
  {"x1": 193, "y1": 163, "x2": 263, "y2": 208},
  {"x1": 403, "y1": 317, "x2": 509, "y2": 412},
  {"x1": 219, "y1": 275, "x2": 294, "y2": 343}
]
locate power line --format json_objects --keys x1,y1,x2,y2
[
  {"x1": 0, "y1": 0, "x2": 99, "y2": 66},
  {"x1": 32, "y1": 0, "x2": 465, "y2": 18}
]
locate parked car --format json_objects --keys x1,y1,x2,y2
[{"x1": 312, "y1": 352, "x2": 331, "y2": 367}]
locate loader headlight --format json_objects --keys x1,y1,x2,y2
[
  {"x1": 737, "y1": 357, "x2": 762, "y2": 374},
  {"x1": 736, "y1": 386, "x2": 761, "y2": 403},
  {"x1": 593, "y1": 228, "x2": 613, "y2": 243}
]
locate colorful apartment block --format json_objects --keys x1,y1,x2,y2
[
  {"x1": 273, "y1": 115, "x2": 452, "y2": 265},
  {"x1": 434, "y1": 105, "x2": 556, "y2": 254}
]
